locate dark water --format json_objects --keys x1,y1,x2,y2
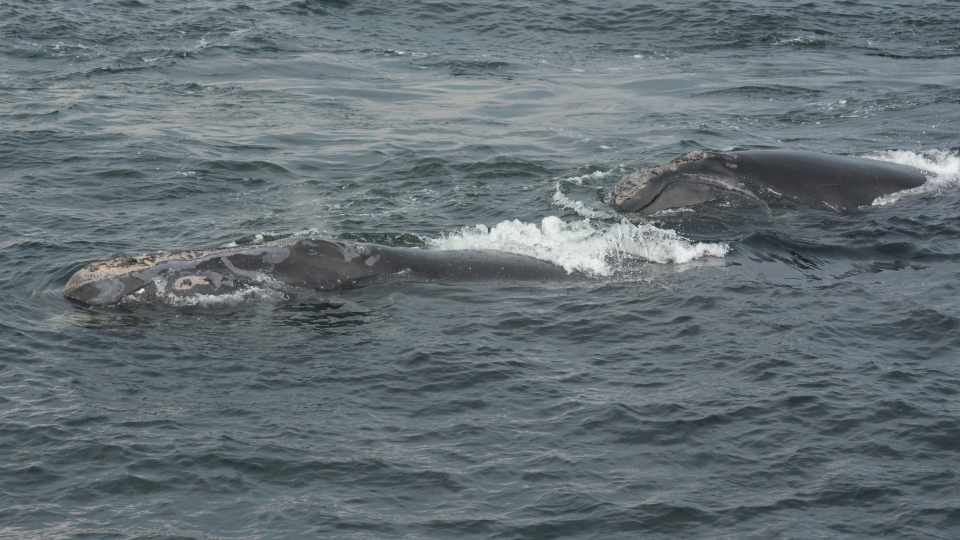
[{"x1": 3, "y1": 1, "x2": 960, "y2": 538}]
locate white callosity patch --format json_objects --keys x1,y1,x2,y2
[
  {"x1": 868, "y1": 149, "x2": 960, "y2": 205},
  {"x1": 428, "y1": 216, "x2": 728, "y2": 276},
  {"x1": 172, "y1": 275, "x2": 211, "y2": 291}
]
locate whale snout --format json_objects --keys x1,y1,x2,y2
[
  {"x1": 613, "y1": 152, "x2": 712, "y2": 213},
  {"x1": 613, "y1": 171, "x2": 651, "y2": 210}
]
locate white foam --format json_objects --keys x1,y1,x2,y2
[
  {"x1": 251, "y1": 228, "x2": 326, "y2": 244},
  {"x1": 427, "y1": 216, "x2": 729, "y2": 276},
  {"x1": 552, "y1": 168, "x2": 620, "y2": 219},
  {"x1": 865, "y1": 150, "x2": 960, "y2": 205},
  {"x1": 552, "y1": 189, "x2": 616, "y2": 220},
  {"x1": 774, "y1": 36, "x2": 824, "y2": 47},
  {"x1": 562, "y1": 169, "x2": 616, "y2": 186}
]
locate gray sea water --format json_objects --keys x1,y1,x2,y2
[{"x1": 3, "y1": 1, "x2": 960, "y2": 538}]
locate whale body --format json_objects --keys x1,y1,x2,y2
[
  {"x1": 63, "y1": 238, "x2": 570, "y2": 306},
  {"x1": 612, "y1": 150, "x2": 929, "y2": 214}
]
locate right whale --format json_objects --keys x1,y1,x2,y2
[
  {"x1": 612, "y1": 150, "x2": 929, "y2": 214},
  {"x1": 63, "y1": 237, "x2": 572, "y2": 306}
]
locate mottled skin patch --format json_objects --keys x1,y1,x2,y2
[{"x1": 64, "y1": 242, "x2": 282, "y2": 295}]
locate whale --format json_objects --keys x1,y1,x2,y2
[
  {"x1": 63, "y1": 237, "x2": 571, "y2": 306},
  {"x1": 612, "y1": 150, "x2": 929, "y2": 214},
  {"x1": 64, "y1": 150, "x2": 929, "y2": 306}
]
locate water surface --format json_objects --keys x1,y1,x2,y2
[{"x1": 3, "y1": 1, "x2": 960, "y2": 538}]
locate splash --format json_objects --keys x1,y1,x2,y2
[
  {"x1": 428, "y1": 216, "x2": 729, "y2": 276},
  {"x1": 552, "y1": 168, "x2": 620, "y2": 220},
  {"x1": 867, "y1": 149, "x2": 960, "y2": 205},
  {"x1": 552, "y1": 189, "x2": 616, "y2": 220}
]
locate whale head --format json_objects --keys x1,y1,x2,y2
[{"x1": 613, "y1": 151, "x2": 732, "y2": 214}]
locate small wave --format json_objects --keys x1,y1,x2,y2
[
  {"x1": 552, "y1": 168, "x2": 620, "y2": 219},
  {"x1": 773, "y1": 36, "x2": 827, "y2": 47},
  {"x1": 867, "y1": 150, "x2": 960, "y2": 205},
  {"x1": 252, "y1": 228, "x2": 327, "y2": 244},
  {"x1": 427, "y1": 217, "x2": 729, "y2": 276},
  {"x1": 561, "y1": 169, "x2": 617, "y2": 186},
  {"x1": 553, "y1": 189, "x2": 616, "y2": 220},
  {"x1": 361, "y1": 48, "x2": 428, "y2": 57}
]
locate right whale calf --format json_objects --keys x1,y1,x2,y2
[
  {"x1": 612, "y1": 150, "x2": 929, "y2": 214},
  {"x1": 63, "y1": 238, "x2": 571, "y2": 306}
]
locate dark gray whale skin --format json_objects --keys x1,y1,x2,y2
[
  {"x1": 612, "y1": 150, "x2": 929, "y2": 214},
  {"x1": 63, "y1": 238, "x2": 571, "y2": 306}
]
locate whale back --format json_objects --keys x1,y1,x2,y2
[
  {"x1": 723, "y1": 150, "x2": 928, "y2": 211},
  {"x1": 613, "y1": 150, "x2": 928, "y2": 214}
]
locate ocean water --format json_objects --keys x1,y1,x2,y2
[{"x1": 3, "y1": 1, "x2": 960, "y2": 538}]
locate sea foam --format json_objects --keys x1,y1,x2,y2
[
  {"x1": 428, "y1": 216, "x2": 729, "y2": 276},
  {"x1": 868, "y1": 149, "x2": 960, "y2": 205}
]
